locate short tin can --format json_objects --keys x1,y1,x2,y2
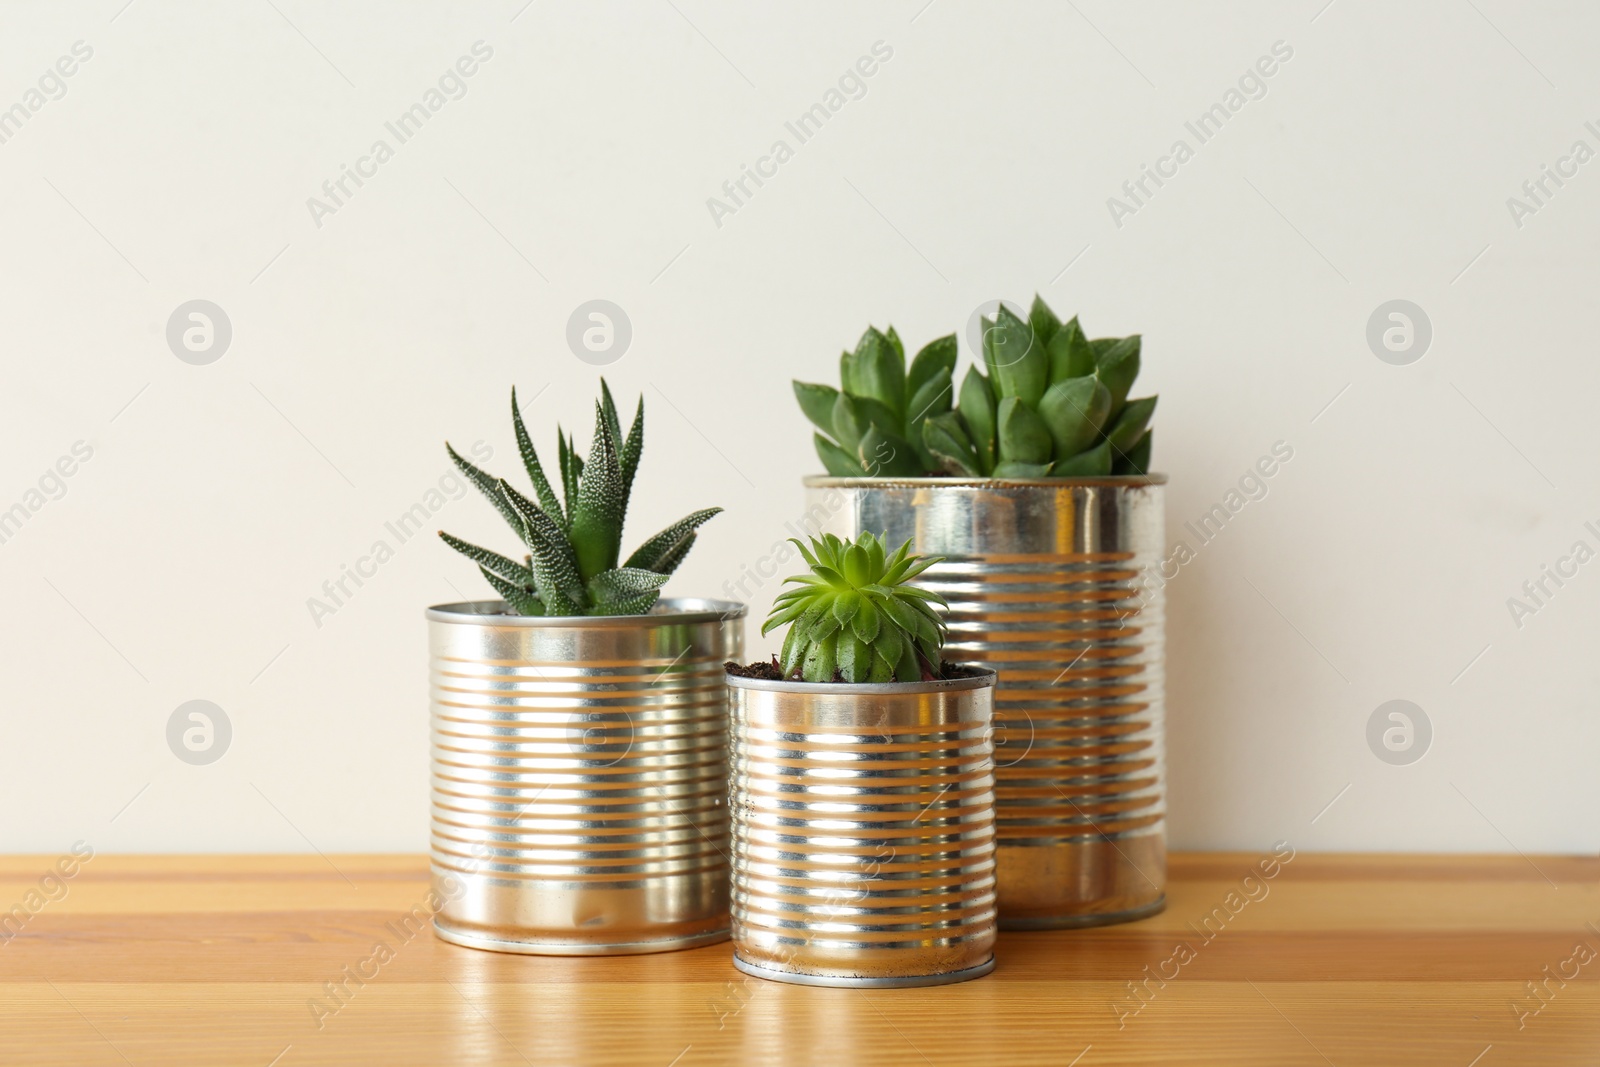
[{"x1": 727, "y1": 668, "x2": 998, "y2": 987}]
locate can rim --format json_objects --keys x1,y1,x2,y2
[
  {"x1": 725, "y1": 665, "x2": 997, "y2": 695},
  {"x1": 426, "y1": 596, "x2": 746, "y2": 626},
  {"x1": 802, "y1": 473, "x2": 1167, "y2": 488}
]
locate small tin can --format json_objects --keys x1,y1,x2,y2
[{"x1": 727, "y1": 668, "x2": 998, "y2": 987}]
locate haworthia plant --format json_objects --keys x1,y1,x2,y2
[
  {"x1": 794, "y1": 295, "x2": 1154, "y2": 477},
  {"x1": 440, "y1": 382, "x2": 721, "y2": 616},
  {"x1": 761, "y1": 532, "x2": 949, "y2": 683}
]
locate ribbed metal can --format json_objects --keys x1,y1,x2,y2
[
  {"x1": 803, "y1": 476, "x2": 1166, "y2": 928},
  {"x1": 726, "y1": 669, "x2": 998, "y2": 987},
  {"x1": 427, "y1": 597, "x2": 744, "y2": 955}
]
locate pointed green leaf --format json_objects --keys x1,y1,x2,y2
[
  {"x1": 923, "y1": 412, "x2": 978, "y2": 476},
  {"x1": 884, "y1": 325, "x2": 905, "y2": 361},
  {"x1": 619, "y1": 393, "x2": 644, "y2": 504},
  {"x1": 569, "y1": 402, "x2": 626, "y2": 580},
  {"x1": 815, "y1": 433, "x2": 866, "y2": 477},
  {"x1": 1038, "y1": 376, "x2": 1111, "y2": 459},
  {"x1": 992, "y1": 460, "x2": 1054, "y2": 478},
  {"x1": 1053, "y1": 440, "x2": 1113, "y2": 477},
  {"x1": 957, "y1": 367, "x2": 998, "y2": 475},
  {"x1": 985, "y1": 304, "x2": 1047, "y2": 406},
  {"x1": 850, "y1": 326, "x2": 905, "y2": 422},
  {"x1": 1047, "y1": 316, "x2": 1096, "y2": 384},
  {"x1": 802, "y1": 632, "x2": 838, "y2": 682},
  {"x1": 556, "y1": 428, "x2": 580, "y2": 526},
  {"x1": 447, "y1": 443, "x2": 523, "y2": 539},
  {"x1": 499, "y1": 479, "x2": 586, "y2": 611},
  {"x1": 511, "y1": 388, "x2": 564, "y2": 521},
  {"x1": 831, "y1": 393, "x2": 864, "y2": 453},
  {"x1": 907, "y1": 334, "x2": 958, "y2": 397},
  {"x1": 623, "y1": 507, "x2": 722, "y2": 572},
  {"x1": 996, "y1": 396, "x2": 1052, "y2": 465},
  {"x1": 1112, "y1": 430, "x2": 1153, "y2": 475},
  {"x1": 852, "y1": 597, "x2": 881, "y2": 643},
  {"x1": 1106, "y1": 395, "x2": 1158, "y2": 453},
  {"x1": 780, "y1": 626, "x2": 803, "y2": 677},
  {"x1": 1095, "y1": 335, "x2": 1142, "y2": 415},
  {"x1": 587, "y1": 566, "x2": 670, "y2": 608},
  {"x1": 836, "y1": 630, "x2": 869, "y2": 682},
  {"x1": 1028, "y1": 294, "x2": 1062, "y2": 348},
  {"x1": 857, "y1": 424, "x2": 921, "y2": 477},
  {"x1": 439, "y1": 531, "x2": 532, "y2": 584},
  {"x1": 479, "y1": 567, "x2": 544, "y2": 615},
  {"x1": 793, "y1": 381, "x2": 841, "y2": 437}
]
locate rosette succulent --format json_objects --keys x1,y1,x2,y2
[
  {"x1": 762, "y1": 532, "x2": 949, "y2": 683},
  {"x1": 440, "y1": 381, "x2": 721, "y2": 616},
  {"x1": 794, "y1": 295, "x2": 1155, "y2": 478},
  {"x1": 792, "y1": 327, "x2": 958, "y2": 478}
]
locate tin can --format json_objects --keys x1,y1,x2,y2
[
  {"x1": 803, "y1": 476, "x2": 1166, "y2": 928},
  {"x1": 727, "y1": 669, "x2": 998, "y2": 986},
  {"x1": 427, "y1": 597, "x2": 744, "y2": 954}
]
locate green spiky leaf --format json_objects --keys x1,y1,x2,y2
[
  {"x1": 586, "y1": 567, "x2": 670, "y2": 614},
  {"x1": 1028, "y1": 294, "x2": 1062, "y2": 348},
  {"x1": 1052, "y1": 440, "x2": 1113, "y2": 477},
  {"x1": 997, "y1": 396, "x2": 1052, "y2": 465},
  {"x1": 985, "y1": 304, "x2": 1047, "y2": 406},
  {"x1": 957, "y1": 367, "x2": 998, "y2": 475},
  {"x1": 765, "y1": 534, "x2": 948, "y2": 682},
  {"x1": 568, "y1": 401, "x2": 626, "y2": 580},
  {"x1": 439, "y1": 531, "x2": 532, "y2": 585},
  {"x1": 1046, "y1": 316, "x2": 1096, "y2": 384},
  {"x1": 447, "y1": 443, "x2": 524, "y2": 539},
  {"x1": 479, "y1": 567, "x2": 544, "y2": 615},
  {"x1": 1037, "y1": 376, "x2": 1111, "y2": 460},
  {"x1": 815, "y1": 433, "x2": 866, "y2": 477},
  {"x1": 1113, "y1": 430, "x2": 1153, "y2": 475},
  {"x1": 1106, "y1": 396, "x2": 1158, "y2": 453},
  {"x1": 1095, "y1": 335, "x2": 1142, "y2": 415},
  {"x1": 923, "y1": 412, "x2": 979, "y2": 476},
  {"x1": 511, "y1": 388, "x2": 564, "y2": 522},
  {"x1": 793, "y1": 381, "x2": 841, "y2": 437},
  {"x1": 907, "y1": 335, "x2": 958, "y2": 399},
  {"x1": 623, "y1": 507, "x2": 723, "y2": 573}
]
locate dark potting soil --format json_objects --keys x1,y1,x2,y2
[{"x1": 724, "y1": 658, "x2": 984, "y2": 683}]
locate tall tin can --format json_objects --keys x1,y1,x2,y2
[
  {"x1": 803, "y1": 476, "x2": 1166, "y2": 928},
  {"x1": 726, "y1": 669, "x2": 999, "y2": 987},
  {"x1": 427, "y1": 597, "x2": 744, "y2": 954}
]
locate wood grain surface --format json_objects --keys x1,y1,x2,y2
[{"x1": 1, "y1": 852, "x2": 1594, "y2": 1066}]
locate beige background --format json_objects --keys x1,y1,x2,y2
[{"x1": 0, "y1": 0, "x2": 1593, "y2": 854}]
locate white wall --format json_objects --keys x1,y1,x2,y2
[{"x1": 2, "y1": 0, "x2": 1594, "y2": 856}]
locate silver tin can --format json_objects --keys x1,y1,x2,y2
[
  {"x1": 427, "y1": 597, "x2": 744, "y2": 954},
  {"x1": 727, "y1": 669, "x2": 998, "y2": 987},
  {"x1": 803, "y1": 476, "x2": 1166, "y2": 928}
]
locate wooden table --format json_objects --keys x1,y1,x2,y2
[{"x1": 1, "y1": 852, "x2": 1593, "y2": 1066}]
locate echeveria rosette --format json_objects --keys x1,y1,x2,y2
[
  {"x1": 793, "y1": 325, "x2": 958, "y2": 479},
  {"x1": 439, "y1": 380, "x2": 721, "y2": 616},
  {"x1": 793, "y1": 294, "x2": 1155, "y2": 479},
  {"x1": 762, "y1": 532, "x2": 949, "y2": 683}
]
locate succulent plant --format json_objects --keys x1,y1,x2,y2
[
  {"x1": 792, "y1": 326, "x2": 959, "y2": 478},
  {"x1": 762, "y1": 532, "x2": 949, "y2": 683},
  {"x1": 794, "y1": 295, "x2": 1154, "y2": 478},
  {"x1": 440, "y1": 382, "x2": 721, "y2": 616}
]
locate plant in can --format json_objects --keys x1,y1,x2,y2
[
  {"x1": 793, "y1": 294, "x2": 1156, "y2": 477},
  {"x1": 439, "y1": 381, "x2": 721, "y2": 616},
  {"x1": 760, "y1": 532, "x2": 948, "y2": 683}
]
